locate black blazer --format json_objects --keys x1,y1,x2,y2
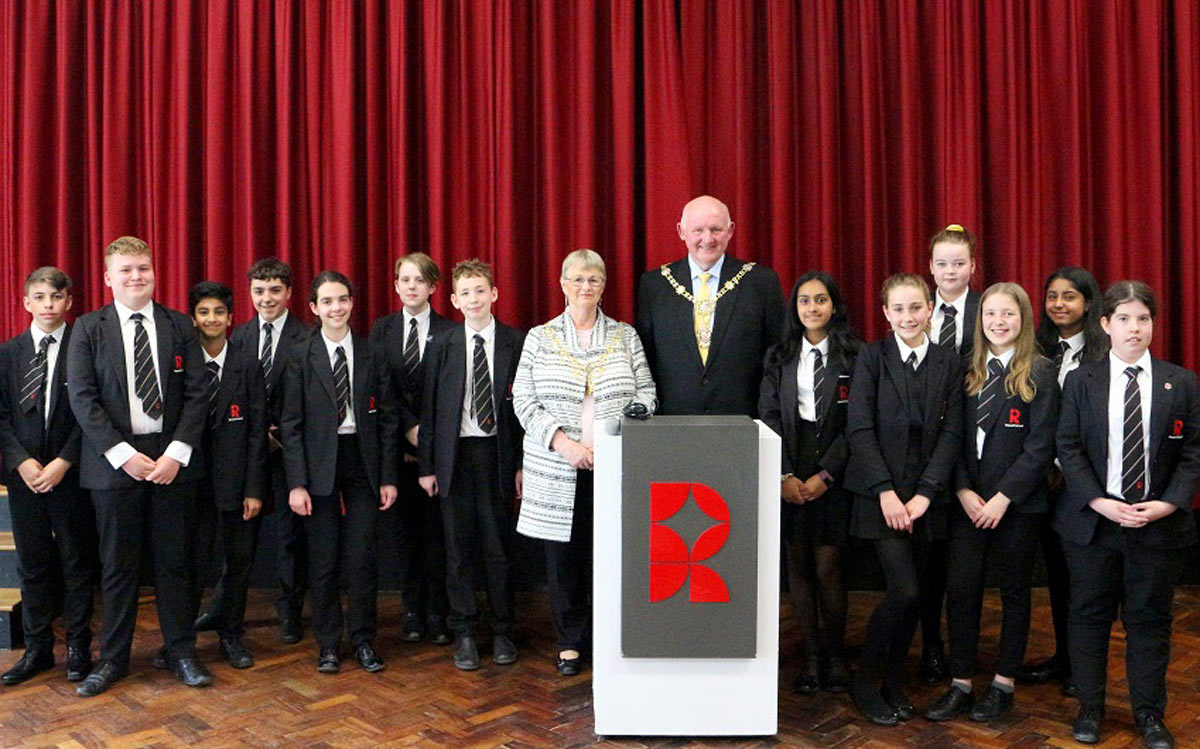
[
  {"x1": 0, "y1": 326, "x2": 82, "y2": 476},
  {"x1": 1054, "y1": 358, "x2": 1200, "y2": 548},
  {"x1": 204, "y1": 338, "x2": 268, "y2": 512},
  {"x1": 635, "y1": 256, "x2": 784, "y2": 417},
  {"x1": 230, "y1": 312, "x2": 308, "y2": 430},
  {"x1": 280, "y1": 332, "x2": 399, "y2": 497},
  {"x1": 369, "y1": 308, "x2": 456, "y2": 452},
  {"x1": 66, "y1": 302, "x2": 208, "y2": 490},
  {"x1": 844, "y1": 337, "x2": 964, "y2": 500},
  {"x1": 758, "y1": 344, "x2": 852, "y2": 481},
  {"x1": 942, "y1": 289, "x2": 981, "y2": 359},
  {"x1": 955, "y1": 357, "x2": 1060, "y2": 515},
  {"x1": 418, "y1": 322, "x2": 524, "y2": 499}
]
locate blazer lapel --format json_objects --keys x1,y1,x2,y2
[
  {"x1": 352, "y1": 335, "x2": 370, "y2": 419},
  {"x1": 921, "y1": 346, "x2": 950, "y2": 429},
  {"x1": 446, "y1": 327, "x2": 467, "y2": 406},
  {"x1": 705, "y1": 258, "x2": 743, "y2": 370},
  {"x1": 212, "y1": 347, "x2": 238, "y2": 427},
  {"x1": 310, "y1": 336, "x2": 337, "y2": 408},
  {"x1": 815, "y1": 354, "x2": 841, "y2": 431},
  {"x1": 493, "y1": 327, "x2": 514, "y2": 398},
  {"x1": 880, "y1": 337, "x2": 913, "y2": 423},
  {"x1": 780, "y1": 353, "x2": 799, "y2": 440},
  {"x1": 153, "y1": 303, "x2": 175, "y2": 393},
  {"x1": 1148, "y1": 361, "x2": 1176, "y2": 465},
  {"x1": 668, "y1": 260, "x2": 706, "y2": 372},
  {"x1": 1084, "y1": 364, "x2": 1111, "y2": 470},
  {"x1": 46, "y1": 326, "x2": 71, "y2": 422},
  {"x1": 101, "y1": 305, "x2": 129, "y2": 403}
]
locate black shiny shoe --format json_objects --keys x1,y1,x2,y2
[
  {"x1": 556, "y1": 652, "x2": 582, "y2": 676},
  {"x1": 1135, "y1": 711, "x2": 1175, "y2": 749},
  {"x1": 851, "y1": 671, "x2": 899, "y2": 727},
  {"x1": 969, "y1": 684, "x2": 1014, "y2": 722},
  {"x1": 75, "y1": 660, "x2": 127, "y2": 698},
  {"x1": 882, "y1": 680, "x2": 915, "y2": 721},
  {"x1": 823, "y1": 656, "x2": 851, "y2": 693},
  {"x1": 316, "y1": 647, "x2": 340, "y2": 674},
  {"x1": 65, "y1": 646, "x2": 92, "y2": 682},
  {"x1": 193, "y1": 609, "x2": 220, "y2": 632},
  {"x1": 427, "y1": 616, "x2": 451, "y2": 646},
  {"x1": 172, "y1": 657, "x2": 213, "y2": 687},
  {"x1": 279, "y1": 616, "x2": 302, "y2": 645},
  {"x1": 219, "y1": 637, "x2": 255, "y2": 669},
  {"x1": 792, "y1": 657, "x2": 820, "y2": 695},
  {"x1": 453, "y1": 636, "x2": 480, "y2": 671},
  {"x1": 402, "y1": 613, "x2": 424, "y2": 642},
  {"x1": 1, "y1": 647, "x2": 54, "y2": 686},
  {"x1": 355, "y1": 643, "x2": 385, "y2": 673},
  {"x1": 1072, "y1": 705, "x2": 1104, "y2": 744},
  {"x1": 919, "y1": 645, "x2": 948, "y2": 685},
  {"x1": 152, "y1": 648, "x2": 170, "y2": 670},
  {"x1": 1016, "y1": 654, "x2": 1066, "y2": 685},
  {"x1": 924, "y1": 686, "x2": 974, "y2": 722},
  {"x1": 492, "y1": 635, "x2": 517, "y2": 666}
]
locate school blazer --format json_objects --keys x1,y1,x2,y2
[
  {"x1": 418, "y1": 323, "x2": 525, "y2": 499},
  {"x1": 635, "y1": 256, "x2": 785, "y2": 417},
  {"x1": 956, "y1": 289, "x2": 982, "y2": 360},
  {"x1": 279, "y1": 332, "x2": 399, "y2": 497},
  {"x1": 230, "y1": 312, "x2": 308, "y2": 430},
  {"x1": 758, "y1": 344, "x2": 852, "y2": 481},
  {"x1": 368, "y1": 308, "x2": 456, "y2": 453},
  {"x1": 1054, "y1": 358, "x2": 1200, "y2": 549},
  {"x1": 843, "y1": 337, "x2": 964, "y2": 501},
  {"x1": 66, "y1": 302, "x2": 209, "y2": 490},
  {"x1": 205, "y1": 338, "x2": 268, "y2": 512},
  {"x1": 0, "y1": 325, "x2": 82, "y2": 475},
  {"x1": 955, "y1": 357, "x2": 1060, "y2": 515}
]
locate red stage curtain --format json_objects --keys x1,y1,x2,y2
[{"x1": 3, "y1": 1, "x2": 1199, "y2": 366}]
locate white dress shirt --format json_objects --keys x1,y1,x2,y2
[
  {"x1": 930, "y1": 289, "x2": 968, "y2": 350},
  {"x1": 688, "y1": 253, "x2": 725, "y2": 299},
  {"x1": 403, "y1": 306, "x2": 432, "y2": 360},
  {"x1": 103, "y1": 301, "x2": 193, "y2": 469},
  {"x1": 895, "y1": 332, "x2": 930, "y2": 369},
  {"x1": 1105, "y1": 350, "x2": 1153, "y2": 499},
  {"x1": 28, "y1": 322, "x2": 65, "y2": 425},
  {"x1": 976, "y1": 347, "x2": 1015, "y2": 458},
  {"x1": 460, "y1": 318, "x2": 497, "y2": 437},
  {"x1": 204, "y1": 340, "x2": 228, "y2": 375},
  {"x1": 320, "y1": 330, "x2": 356, "y2": 434},
  {"x1": 1056, "y1": 331, "x2": 1086, "y2": 387},
  {"x1": 796, "y1": 337, "x2": 830, "y2": 422}
]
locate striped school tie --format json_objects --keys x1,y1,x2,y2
[
  {"x1": 20, "y1": 335, "x2": 53, "y2": 414},
  {"x1": 1121, "y1": 365, "x2": 1146, "y2": 502},
  {"x1": 130, "y1": 313, "x2": 164, "y2": 420}
]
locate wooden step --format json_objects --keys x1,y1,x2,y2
[{"x1": 0, "y1": 588, "x2": 18, "y2": 613}]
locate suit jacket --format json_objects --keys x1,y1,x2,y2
[
  {"x1": 1054, "y1": 358, "x2": 1200, "y2": 548},
  {"x1": 230, "y1": 312, "x2": 308, "y2": 430},
  {"x1": 66, "y1": 302, "x2": 208, "y2": 490},
  {"x1": 942, "y1": 289, "x2": 981, "y2": 360},
  {"x1": 636, "y1": 256, "x2": 784, "y2": 417},
  {"x1": 955, "y1": 357, "x2": 1059, "y2": 515},
  {"x1": 280, "y1": 331, "x2": 399, "y2": 497},
  {"x1": 369, "y1": 308, "x2": 456, "y2": 453},
  {"x1": 418, "y1": 322, "x2": 525, "y2": 499},
  {"x1": 843, "y1": 337, "x2": 964, "y2": 500},
  {"x1": 758, "y1": 344, "x2": 852, "y2": 481},
  {"x1": 0, "y1": 325, "x2": 82, "y2": 476},
  {"x1": 204, "y1": 338, "x2": 268, "y2": 512}
]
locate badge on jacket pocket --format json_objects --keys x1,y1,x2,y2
[
  {"x1": 1004, "y1": 409, "x2": 1024, "y2": 427},
  {"x1": 368, "y1": 396, "x2": 378, "y2": 414},
  {"x1": 1169, "y1": 418, "x2": 1184, "y2": 439},
  {"x1": 228, "y1": 403, "x2": 244, "y2": 422},
  {"x1": 837, "y1": 374, "x2": 850, "y2": 404},
  {"x1": 173, "y1": 355, "x2": 184, "y2": 373}
]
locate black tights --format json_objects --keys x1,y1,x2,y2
[{"x1": 785, "y1": 537, "x2": 846, "y2": 660}]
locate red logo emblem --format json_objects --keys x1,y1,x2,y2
[
  {"x1": 229, "y1": 404, "x2": 241, "y2": 419},
  {"x1": 1008, "y1": 409, "x2": 1021, "y2": 425},
  {"x1": 648, "y1": 483, "x2": 731, "y2": 603},
  {"x1": 1173, "y1": 419, "x2": 1184, "y2": 437},
  {"x1": 174, "y1": 355, "x2": 183, "y2": 370},
  {"x1": 838, "y1": 384, "x2": 850, "y2": 401},
  {"x1": 369, "y1": 396, "x2": 376, "y2": 410}
]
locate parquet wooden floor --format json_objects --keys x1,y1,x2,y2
[{"x1": 2, "y1": 587, "x2": 1200, "y2": 747}]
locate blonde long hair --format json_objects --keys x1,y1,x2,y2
[{"x1": 965, "y1": 282, "x2": 1039, "y2": 402}]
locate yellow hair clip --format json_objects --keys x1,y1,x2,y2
[{"x1": 945, "y1": 223, "x2": 965, "y2": 232}]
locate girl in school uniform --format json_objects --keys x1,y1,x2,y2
[
  {"x1": 759, "y1": 271, "x2": 861, "y2": 695},
  {"x1": 1018, "y1": 267, "x2": 1109, "y2": 694},
  {"x1": 1055, "y1": 281, "x2": 1200, "y2": 748},
  {"x1": 845, "y1": 273, "x2": 964, "y2": 726},
  {"x1": 925, "y1": 283, "x2": 1059, "y2": 723}
]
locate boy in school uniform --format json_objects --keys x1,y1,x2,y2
[
  {"x1": 216, "y1": 258, "x2": 309, "y2": 645},
  {"x1": 419, "y1": 260, "x2": 524, "y2": 671},
  {"x1": 280, "y1": 271, "x2": 399, "y2": 674},
  {"x1": 66, "y1": 236, "x2": 211, "y2": 696},
  {"x1": 188, "y1": 282, "x2": 267, "y2": 669},
  {"x1": 369, "y1": 253, "x2": 455, "y2": 644},
  {"x1": 0, "y1": 267, "x2": 96, "y2": 686}
]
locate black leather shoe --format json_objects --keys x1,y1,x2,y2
[
  {"x1": 1017, "y1": 654, "x2": 1065, "y2": 685},
  {"x1": 279, "y1": 616, "x2": 302, "y2": 645},
  {"x1": 1072, "y1": 705, "x2": 1104, "y2": 744},
  {"x1": 851, "y1": 671, "x2": 899, "y2": 726},
  {"x1": 919, "y1": 645, "x2": 948, "y2": 685},
  {"x1": 969, "y1": 685, "x2": 1014, "y2": 722},
  {"x1": 194, "y1": 609, "x2": 220, "y2": 632},
  {"x1": 427, "y1": 616, "x2": 451, "y2": 646},
  {"x1": 75, "y1": 661, "x2": 127, "y2": 697},
  {"x1": 316, "y1": 647, "x2": 340, "y2": 674},
  {"x1": 882, "y1": 681, "x2": 915, "y2": 721},
  {"x1": 1135, "y1": 712, "x2": 1175, "y2": 749},
  {"x1": 1, "y1": 647, "x2": 54, "y2": 686},
  {"x1": 402, "y1": 613, "x2": 424, "y2": 642},
  {"x1": 355, "y1": 643, "x2": 385, "y2": 673},
  {"x1": 493, "y1": 635, "x2": 517, "y2": 666},
  {"x1": 556, "y1": 654, "x2": 582, "y2": 676},
  {"x1": 152, "y1": 648, "x2": 169, "y2": 670},
  {"x1": 219, "y1": 637, "x2": 255, "y2": 669},
  {"x1": 792, "y1": 657, "x2": 820, "y2": 694},
  {"x1": 925, "y1": 686, "x2": 974, "y2": 722},
  {"x1": 1061, "y1": 676, "x2": 1077, "y2": 698},
  {"x1": 66, "y1": 646, "x2": 92, "y2": 682},
  {"x1": 172, "y1": 657, "x2": 213, "y2": 687},
  {"x1": 453, "y1": 636, "x2": 480, "y2": 671},
  {"x1": 823, "y1": 656, "x2": 851, "y2": 693}
]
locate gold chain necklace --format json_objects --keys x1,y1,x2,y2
[
  {"x1": 660, "y1": 262, "x2": 756, "y2": 310},
  {"x1": 545, "y1": 319, "x2": 625, "y2": 395}
]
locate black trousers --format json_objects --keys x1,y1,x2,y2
[
  {"x1": 1039, "y1": 485, "x2": 1072, "y2": 665},
  {"x1": 544, "y1": 470, "x2": 593, "y2": 652},
  {"x1": 442, "y1": 437, "x2": 513, "y2": 637},
  {"x1": 7, "y1": 476, "x2": 96, "y2": 650},
  {"x1": 194, "y1": 487, "x2": 261, "y2": 639},
  {"x1": 91, "y1": 433, "x2": 200, "y2": 666},
  {"x1": 269, "y1": 449, "x2": 308, "y2": 621},
  {"x1": 395, "y1": 459, "x2": 448, "y2": 622},
  {"x1": 859, "y1": 533, "x2": 939, "y2": 687},
  {"x1": 946, "y1": 510, "x2": 1041, "y2": 679},
  {"x1": 1063, "y1": 521, "x2": 1182, "y2": 718},
  {"x1": 304, "y1": 435, "x2": 379, "y2": 650},
  {"x1": 921, "y1": 538, "x2": 947, "y2": 651}
]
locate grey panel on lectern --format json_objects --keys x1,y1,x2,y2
[{"x1": 620, "y1": 416, "x2": 759, "y2": 658}]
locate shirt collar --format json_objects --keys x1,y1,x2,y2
[
  {"x1": 894, "y1": 332, "x2": 930, "y2": 364},
  {"x1": 403, "y1": 306, "x2": 431, "y2": 327},
  {"x1": 688, "y1": 254, "x2": 726, "y2": 283},
  {"x1": 465, "y1": 317, "x2": 496, "y2": 343},
  {"x1": 114, "y1": 299, "x2": 153, "y2": 324},
  {"x1": 259, "y1": 308, "x2": 288, "y2": 331},
  {"x1": 935, "y1": 289, "x2": 968, "y2": 315},
  {"x1": 988, "y1": 347, "x2": 1016, "y2": 369},
  {"x1": 1109, "y1": 349, "x2": 1152, "y2": 377},
  {"x1": 204, "y1": 340, "x2": 228, "y2": 368},
  {"x1": 801, "y1": 336, "x2": 829, "y2": 358},
  {"x1": 321, "y1": 329, "x2": 353, "y2": 359},
  {"x1": 1060, "y1": 331, "x2": 1086, "y2": 352},
  {"x1": 29, "y1": 322, "x2": 66, "y2": 347}
]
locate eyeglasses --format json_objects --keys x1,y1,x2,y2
[{"x1": 565, "y1": 276, "x2": 605, "y2": 288}]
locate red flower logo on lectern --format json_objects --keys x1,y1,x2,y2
[{"x1": 649, "y1": 482, "x2": 731, "y2": 603}]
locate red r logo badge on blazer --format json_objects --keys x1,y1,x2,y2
[
  {"x1": 368, "y1": 396, "x2": 377, "y2": 413},
  {"x1": 838, "y1": 384, "x2": 850, "y2": 402},
  {"x1": 1009, "y1": 409, "x2": 1021, "y2": 425},
  {"x1": 173, "y1": 355, "x2": 184, "y2": 372},
  {"x1": 1173, "y1": 419, "x2": 1184, "y2": 437},
  {"x1": 228, "y1": 403, "x2": 243, "y2": 421},
  {"x1": 648, "y1": 482, "x2": 731, "y2": 604}
]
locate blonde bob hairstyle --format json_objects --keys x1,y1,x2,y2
[
  {"x1": 561, "y1": 249, "x2": 606, "y2": 280},
  {"x1": 965, "y1": 282, "x2": 1040, "y2": 403}
]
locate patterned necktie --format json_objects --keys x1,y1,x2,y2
[
  {"x1": 404, "y1": 317, "x2": 421, "y2": 384},
  {"x1": 812, "y1": 349, "x2": 826, "y2": 423},
  {"x1": 130, "y1": 313, "x2": 164, "y2": 420},
  {"x1": 694, "y1": 272, "x2": 714, "y2": 365},
  {"x1": 1122, "y1": 365, "x2": 1146, "y2": 502},
  {"x1": 906, "y1": 351, "x2": 918, "y2": 371},
  {"x1": 20, "y1": 335, "x2": 53, "y2": 414},
  {"x1": 472, "y1": 333, "x2": 495, "y2": 432},
  {"x1": 260, "y1": 322, "x2": 274, "y2": 381},
  {"x1": 1053, "y1": 340, "x2": 1069, "y2": 371},
  {"x1": 938, "y1": 304, "x2": 958, "y2": 351},
  {"x1": 976, "y1": 358, "x2": 1006, "y2": 433},
  {"x1": 205, "y1": 360, "x2": 221, "y2": 421},
  {"x1": 333, "y1": 345, "x2": 350, "y2": 424}
]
